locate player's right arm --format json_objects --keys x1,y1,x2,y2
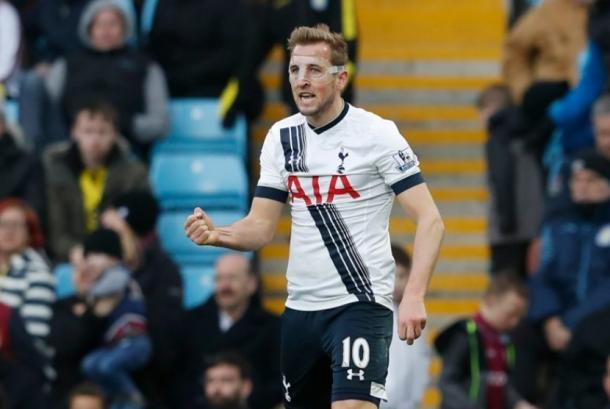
[{"x1": 184, "y1": 197, "x2": 284, "y2": 251}]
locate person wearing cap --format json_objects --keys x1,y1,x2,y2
[
  {"x1": 45, "y1": 0, "x2": 169, "y2": 157},
  {"x1": 529, "y1": 149, "x2": 610, "y2": 353},
  {"x1": 79, "y1": 228, "x2": 151, "y2": 409},
  {"x1": 100, "y1": 190, "x2": 183, "y2": 408}
]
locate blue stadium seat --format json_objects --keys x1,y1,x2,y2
[
  {"x1": 154, "y1": 98, "x2": 247, "y2": 158},
  {"x1": 179, "y1": 263, "x2": 215, "y2": 309},
  {"x1": 4, "y1": 100, "x2": 18, "y2": 123},
  {"x1": 157, "y1": 209, "x2": 247, "y2": 264},
  {"x1": 150, "y1": 152, "x2": 248, "y2": 211},
  {"x1": 54, "y1": 263, "x2": 75, "y2": 299}
]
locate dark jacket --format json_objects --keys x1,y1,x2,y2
[
  {"x1": 434, "y1": 319, "x2": 521, "y2": 409},
  {"x1": 22, "y1": 0, "x2": 89, "y2": 65},
  {"x1": 48, "y1": 296, "x2": 105, "y2": 409},
  {"x1": 557, "y1": 305, "x2": 610, "y2": 409},
  {"x1": 0, "y1": 302, "x2": 47, "y2": 409},
  {"x1": 0, "y1": 131, "x2": 45, "y2": 219},
  {"x1": 132, "y1": 237, "x2": 183, "y2": 409},
  {"x1": 528, "y1": 203, "x2": 610, "y2": 330},
  {"x1": 43, "y1": 140, "x2": 149, "y2": 261},
  {"x1": 177, "y1": 297, "x2": 282, "y2": 409},
  {"x1": 146, "y1": 0, "x2": 246, "y2": 98}
]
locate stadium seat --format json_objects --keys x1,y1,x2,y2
[
  {"x1": 4, "y1": 99, "x2": 18, "y2": 123},
  {"x1": 179, "y1": 263, "x2": 215, "y2": 309},
  {"x1": 150, "y1": 152, "x2": 248, "y2": 211},
  {"x1": 54, "y1": 263, "x2": 75, "y2": 299},
  {"x1": 157, "y1": 209, "x2": 248, "y2": 264},
  {"x1": 154, "y1": 98, "x2": 247, "y2": 158}
]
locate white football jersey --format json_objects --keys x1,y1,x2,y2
[{"x1": 256, "y1": 103, "x2": 423, "y2": 311}]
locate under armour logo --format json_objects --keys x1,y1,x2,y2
[
  {"x1": 337, "y1": 147, "x2": 349, "y2": 174},
  {"x1": 346, "y1": 369, "x2": 365, "y2": 381},
  {"x1": 282, "y1": 374, "x2": 292, "y2": 402}
]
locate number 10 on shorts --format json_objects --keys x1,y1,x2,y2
[{"x1": 341, "y1": 337, "x2": 370, "y2": 369}]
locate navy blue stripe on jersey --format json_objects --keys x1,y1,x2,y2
[
  {"x1": 391, "y1": 173, "x2": 424, "y2": 195},
  {"x1": 280, "y1": 124, "x2": 309, "y2": 172},
  {"x1": 308, "y1": 204, "x2": 374, "y2": 302},
  {"x1": 255, "y1": 186, "x2": 289, "y2": 203}
]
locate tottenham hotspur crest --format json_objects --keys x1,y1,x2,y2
[
  {"x1": 392, "y1": 148, "x2": 417, "y2": 172},
  {"x1": 337, "y1": 147, "x2": 349, "y2": 174}
]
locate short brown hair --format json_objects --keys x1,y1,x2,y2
[
  {"x1": 484, "y1": 271, "x2": 528, "y2": 299},
  {"x1": 72, "y1": 99, "x2": 118, "y2": 129},
  {"x1": 391, "y1": 244, "x2": 412, "y2": 270},
  {"x1": 287, "y1": 24, "x2": 348, "y2": 66}
]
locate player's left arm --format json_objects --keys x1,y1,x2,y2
[{"x1": 396, "y1": 183, "x2": 444, "y2": 344}]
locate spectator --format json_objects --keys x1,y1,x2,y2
[
  {"x1": 434, "y1": 272, "x2": 536, "y2": 409},
  {"x1": 529, "y1": 150, "x2": 610, "y2": 351},
  {"x1": 477, "y1": 85, "x2": 544, "y2": 275},
  {"x1": 203, "y1": 352, "x2": 253, "y2": 409},
  {"x1": 553, "y1": 304, "x2": 610, "y2": 408},
  {"x1": 101, "y1": 190, "x2": 183, "y2": 409},
  {"x1": 503, "y1": 0, "x2": 590, "y2": 105},
  {"x1": 43, "y1": 100, "x2": 149, "y2": 262},
  {"x1": 17, "y1": 0, "x2": 91, "y2": 151},
  {"x1": 177, "y1": 253, "x2": 281, "y2": 409},
  {"x1": 48, "y1": 258, "x2": 106, "y2": 408},
  {"x1": 381, "y1": 245, "x2": 429, "y2": 409},
  {"x1": 79, "y1": 228, "x2": 151, "y2": 409},
  {"x1": 0, "y1": 0, "x2": 21, "y2": 99},
  {"x1": 0, "y1": 106, "x2": 45, "y2": 220},
  {"x1": 68, "y1": 382, "x2": 107, "y2": 409},
  {"x1": 0, "y1": 198, "x2": 55, "y2": 356},
  {"x1": 145, "y1": 0, "x2": 246, "y2": 98},
  {"x1": 46, "y1": 0, "x2": 169, "y2": 158},
  {"x1": 0, "y1": 301, "x2": 47, "y2": 409},
  {"x1": 546, "y1": 0, "x2": 610, "y2": 156}
]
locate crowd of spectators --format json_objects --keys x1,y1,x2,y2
[{"x1": 456, "y1": 0, "x2": 610, "y2": 408}]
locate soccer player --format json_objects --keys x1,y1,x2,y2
[{"x1": 185, "y1": 24, "x2": 444, "y2": 409}]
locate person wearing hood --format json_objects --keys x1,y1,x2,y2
[
  {"x1": 529, "y1": 149, "x2": 610, "y2": 351},
  {"x1": 43, "y1": 100, "x2": 149, "y2": 262},
  {"x1": 46, "y1": 0, "x2": 169, "y2": 159}
]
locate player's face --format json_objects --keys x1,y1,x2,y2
[
  {"x1": 289, "y1": 43, "x2": 348, "y2": 125},
  {"x1": 204, "y1": 364, "x2": 250, "y2": 408},
  {"x1": 485, "y1": 291, "x2": 527, "y2": 332}
]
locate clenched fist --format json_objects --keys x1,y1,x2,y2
[{"x1": 184, "y1": 207, "x2": 219, "y2": 246}]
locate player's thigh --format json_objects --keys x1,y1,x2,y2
[
  {"x1": 324, "y1": 302, "x2": 393, "y2": 406},
  {"x1": 280, "y1": 307, "x2": 332, "y2": 408}
]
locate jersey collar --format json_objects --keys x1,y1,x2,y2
[{"x1": 308, "y1": 100, "x2": 350, "y2": 135}]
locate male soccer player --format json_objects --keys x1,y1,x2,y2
[{"x1": 185, "y1": 24, "x2": 444, "y2": 409}]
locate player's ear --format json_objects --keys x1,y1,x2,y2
[{"x1": 336, "y1": 70, "x2": 349, "y2": 91}]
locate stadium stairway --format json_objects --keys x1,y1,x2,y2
[{"x1": 252, "y1": 1, "x2": 507, "y2": 407}]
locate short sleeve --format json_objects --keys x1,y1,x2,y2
[
  {"x1": 374, "y1": 122, "x2": 424, "y2": 195},
  {"x1": 255, "y1": 131, "x2": 289, "y2": 203}
]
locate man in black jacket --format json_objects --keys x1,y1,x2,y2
[{"x1": 176, "y1": 253, "x2": 281, "y2": 409}]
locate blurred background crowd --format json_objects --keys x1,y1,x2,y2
[{"x1": 0, "y1": 0, "x2": 609, "y2": 408}]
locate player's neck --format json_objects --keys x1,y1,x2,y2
[{"x1": 307, "y1": 98, "x2": 345, "y2": 129}]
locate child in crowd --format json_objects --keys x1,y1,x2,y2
[
  {"x1": 78, "y1": 228, "x2": 151, "y2": 409},
  {"x1": 435, "y1": 272, "x2": 538, "y2": 409}
]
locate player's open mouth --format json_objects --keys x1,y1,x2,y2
[{"x1": 299, "y1": 93, "x2": 315, "y2": 101}]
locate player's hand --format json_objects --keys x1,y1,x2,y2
[
  {"x1": 398, "y1": 296, "x2": 427, "y2": 345},
  {"x1": 184, "y1": 207, "x2": 219, "y2": 246},
  {"x1": 543, "y1": 316, "x2": 572, "y2": 351}
]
